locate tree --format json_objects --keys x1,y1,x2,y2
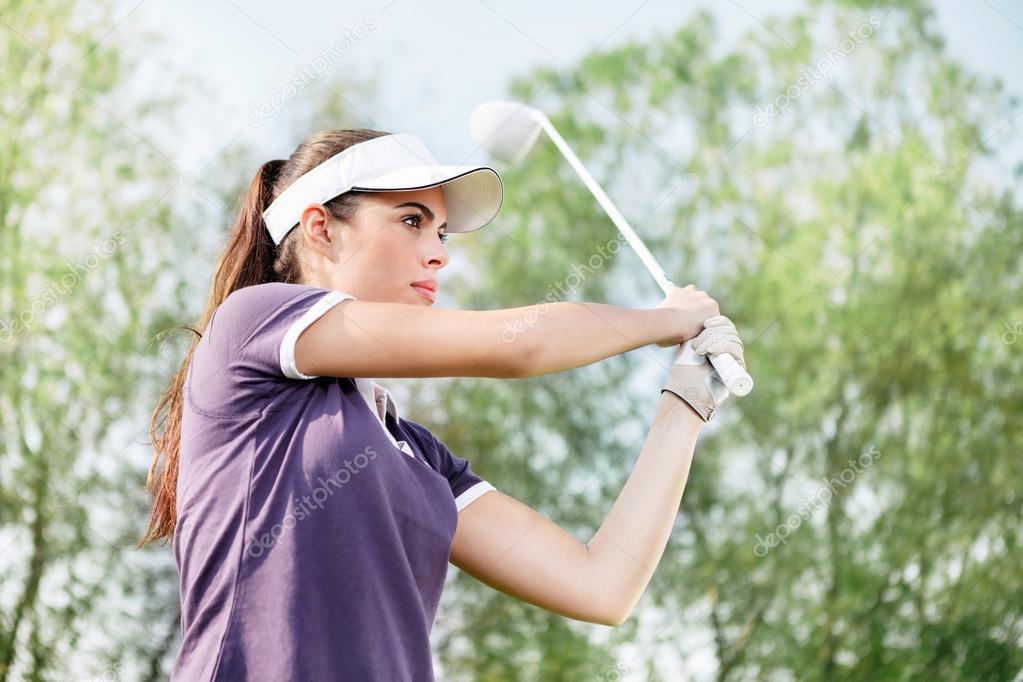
[
  {"x1": 1, "y1": 1, "x2": 203, "y2": 678},
  {"x1": 428, "y1": 1, "x2": 1023, "y2": 679},
  {"x1": 4, "y1": 0, "x2": 1020, "y2": 679}
]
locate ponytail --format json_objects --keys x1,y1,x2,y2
[{"x1": 139, "y1": 128, "x2": 389, "y2": 546}]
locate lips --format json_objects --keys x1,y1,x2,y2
[{"x1": 410, "y1": 280, "x2": 436, "y2": 302}]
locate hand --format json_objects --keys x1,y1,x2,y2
[
  {"x1": 654, "y1": 284, "x2": 720, "y2": 348},
  {"x1": 661, "y1": 315, "x2": 747, "y2": 422}
]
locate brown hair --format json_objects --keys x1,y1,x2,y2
[{"x1": 138, "y1": 128, "x2": 390, "y2": 546}]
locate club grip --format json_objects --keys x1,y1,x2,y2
[{"x1": 708, "y1": 351, "x2": 753, "y2": 396}]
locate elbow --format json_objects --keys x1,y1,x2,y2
[
  {"x1": 598, "y1": 603, "x2": 632, "y2": 628},
  {"x1": 582, "y1": 545, "x2": 635, "y2": 627},
  {"x1": 586, "y1": 586, "x2": 635, "y2": 627}
]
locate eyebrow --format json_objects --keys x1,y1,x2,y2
[{"x1": 394, "y1": 201, "x2": 447, "y2": 231}]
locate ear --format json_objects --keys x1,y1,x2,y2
[{"x1": 296, "y1": 204, "x2": 344, "y2": 256}]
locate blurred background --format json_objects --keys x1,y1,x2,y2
[{"x1": 1, "y1": 0, "x2": 1021, "y2": 679}]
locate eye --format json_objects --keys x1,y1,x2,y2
[{"x1": 403, "y1": 212, "x2": 449, "y2": 245}]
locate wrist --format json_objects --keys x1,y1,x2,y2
[
  {"x1": 660, "y1": 388, "x2": 707, "y2": 424},
  {"x1": 661, "y1": 354, "x2": 720, "y2": 423},
  {"x1": 650, "y1": 306, "x2": 686, "y2": 347}
]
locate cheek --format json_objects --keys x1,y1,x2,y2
[
  {"x1": 360, "y1": 230, "x2": 419, "y2": 291},
  {"x1": 355, "y1": 226, "x2": 400, "y2": 262}
]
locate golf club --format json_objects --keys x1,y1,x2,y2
[{"x1": 469, "y1": 100, "x2": 754, "y2": 397}]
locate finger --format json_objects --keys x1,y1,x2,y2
[
  {"x1": 692, "y1": 327, "x2": 746, "y2": 358},
  {"x1": 701, "y1": 315, "x2": 735, "y2": 329},
  {"x1": 691, "y1": 331, "x2": 740, "y2": 357},
  {"x1": 693, "y1": 339, "x2": 745, "y2": 362}
]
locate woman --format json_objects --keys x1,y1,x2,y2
[{"x1": 140, "y1": 128, "x2": 747, "y2": 680}]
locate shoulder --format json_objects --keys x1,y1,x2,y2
[
  {"x1": 212, "y1": 283, "x2": 337, "y2": 334},
  {"x1": 398, "y1": 416, "x2": 495, "y2": 508},
  {"x1": 220, "y1": 282, "x2": 329, "y2": 313}
]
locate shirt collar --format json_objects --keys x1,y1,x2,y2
[{"x1": 353, "y1": 377, "x2": 399, "y2": 422}]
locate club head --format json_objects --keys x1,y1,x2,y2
[{"x1": 469, "y1": 100, "x2": 545, "y2": 165}]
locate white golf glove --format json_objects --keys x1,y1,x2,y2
[{"x1": 661, "y1": 315, "x2": 747, "y2": 422}]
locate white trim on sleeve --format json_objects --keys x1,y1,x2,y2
[
  {"x1": 454, "y1": 481, "x2": 496, "y2": 512},
  {"x1": 280, "y1": 291, "x2": 355, "y2": 380}
]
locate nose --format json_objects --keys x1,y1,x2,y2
[{"x1": 423, "y1": 238, "x2": 449, "y2": 269}]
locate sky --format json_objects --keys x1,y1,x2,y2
[
  {"x1": 104, "y1": 0, "x2": 1023, "y2": 331},
  {"x1": 117, "y1": 0, "x2": 1023, "y2": 176}
]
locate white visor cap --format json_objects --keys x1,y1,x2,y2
[{"x1": 262, "y1": 133, "x2": 504, "y2": 246}]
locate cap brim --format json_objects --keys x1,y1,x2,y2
[{"x1": 352, "y1": 165, "x2": 503, "y2": 233}]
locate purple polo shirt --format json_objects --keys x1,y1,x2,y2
[{"x1": 172, "y1": 282, "x2": 496, "y2": 681}]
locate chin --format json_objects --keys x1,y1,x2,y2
[{"x1": 408, "y1": 289, "x2": 433, "y2": 305}]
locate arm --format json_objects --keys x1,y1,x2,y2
[
  {"x1": 584, "y1": 392, "x2": 703, "y2": 622},
  {"x1": 296, "y1": 299, "x2": 683, "y2": 380},
  {"x1": 449, "y1": 392, "x2": 703, "y2": 626}
]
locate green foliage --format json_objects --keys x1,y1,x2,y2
[
  {"x1": 435, "y1": 2, "x2": 1023, "y2": 680},
  {"x1": 0, "y1": 1, "x2": 202, "y2": 679},
  {"x1": 2, "y1": 0, "x2": 1019, "y2": 680}
]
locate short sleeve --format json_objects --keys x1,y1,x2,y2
[
  {"x1": 402, "y1": 420, "x2": 497, "y2": 512},
  {"x1": 190, "y1": 283, "x2": 354, "y2": 414}
]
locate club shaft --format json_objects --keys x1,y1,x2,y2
[
  {"x1": 537, "y1": 116, "x2": 675, "y2": 294},
  {"x1": 535, "y1": 113, "x2": 754, "y2": 397}
]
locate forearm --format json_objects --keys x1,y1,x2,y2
[
  {"x1": 514, "y1": 302, "x2": 680, "y2": 377},
  {"x1": 585, "y1": 392, "x2": 703, "y2": 623}
]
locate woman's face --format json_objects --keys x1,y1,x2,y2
[{"x1": 299, "y1": 186, "x2": 450, "y2": 305}]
